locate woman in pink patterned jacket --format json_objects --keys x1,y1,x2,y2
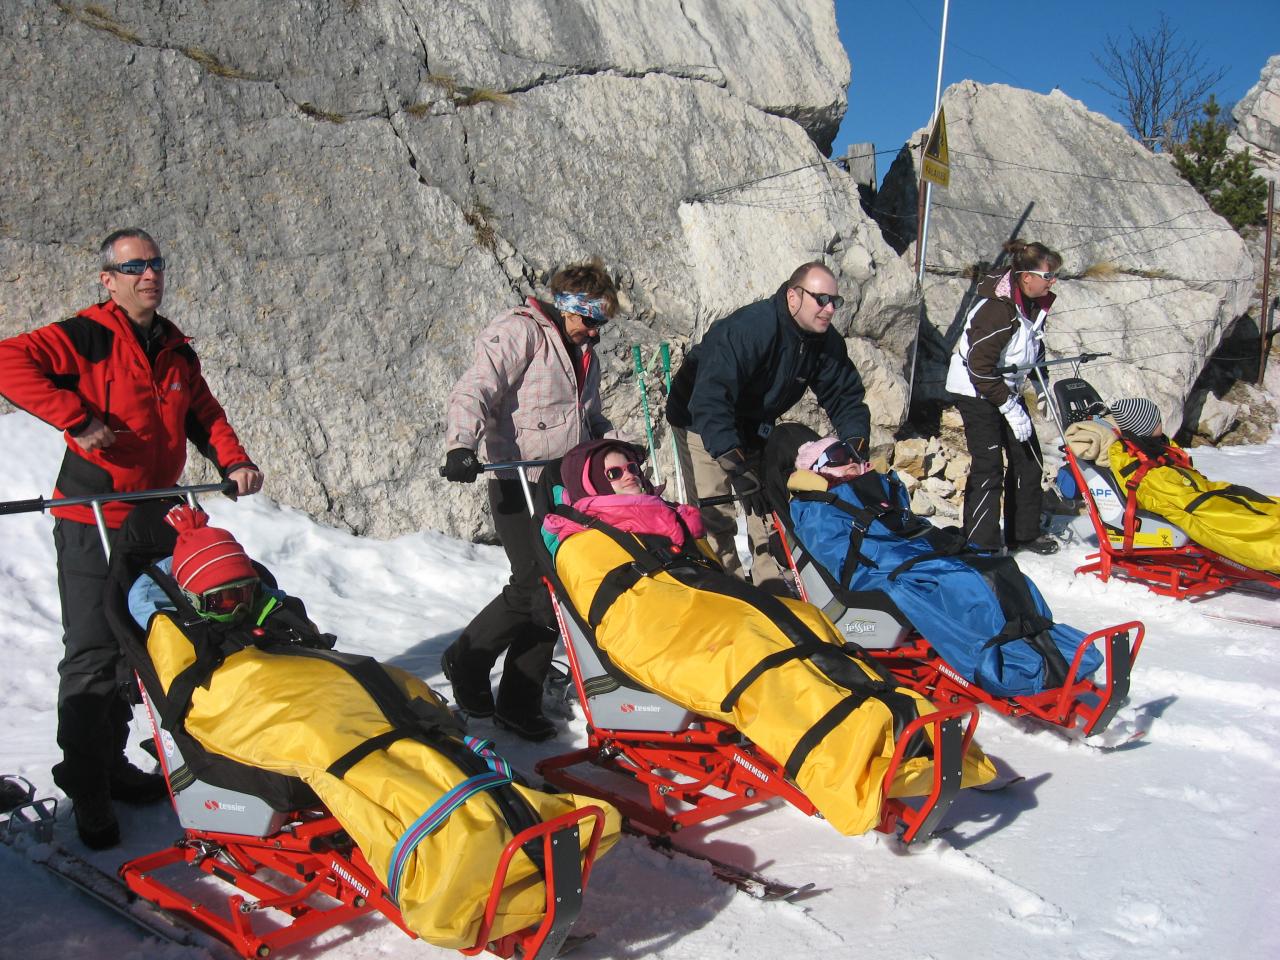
[{"x1": 439, "y1": 261, "x2": 619, "y2": 741}]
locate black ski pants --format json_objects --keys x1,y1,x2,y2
[
  {"x1": 447, "y1": 478, "x2": 557, "y2": 720},
  {"x1": 954, "y1": 396, "x2": 1044, "y2": 551},
  {"x1": 51, "y1": 518, "x2": 132, "y2": 798}
]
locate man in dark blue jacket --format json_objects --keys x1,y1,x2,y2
[{"x1": 665, "y1": 262, "x2": 870, "y2": 591}]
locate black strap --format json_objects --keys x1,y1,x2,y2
[
  {"x1": 554, "y1": 502, "x2": 714, "y2": 630},
  {"x1": 785, "y1": 695, "x2": 866, "y2": 779},
  {"x1": 588, "y1": 563, "x2": 647, "y2": 628},
  {"x1": 791, "y1": 490, "x2": 881, "y2": 587},
  {"x1": 967, "y1": 555, "x2": 1072, "y2": 687},
  {"x1": 720, "y1": 647, "x2": 816, "y2": 712},
  {"x1": 1185, "y1": 484, "x2": 1270, "y2": 517},
  {"x1": 885, "y1": 538, "x2": 968, "y2": 581}
]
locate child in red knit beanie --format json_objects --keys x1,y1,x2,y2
[{"x1": 165, "y1": 504, "x2": 259, "y2": 622}]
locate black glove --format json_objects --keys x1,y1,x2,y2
[
  {"x1": 442, "y1": 447, "x2": 482, "y2": 483},
  {"x1": 717, "y1": 449, "x2": 766, "y2": 516}
]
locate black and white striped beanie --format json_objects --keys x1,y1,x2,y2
[{"x1": 1108, "y1": 397, "x2": 1161, "y2": 436}]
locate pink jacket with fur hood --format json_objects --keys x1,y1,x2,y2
[{"x1": 542, "y1": 493, "x2": 706, "y2": 553}]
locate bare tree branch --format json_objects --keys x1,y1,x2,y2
[{"x1": 1088, "y1": 14, "x2": 1227, "y2": 151}]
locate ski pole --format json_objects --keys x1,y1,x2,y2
[
  {"x1": 660, "y1": 343, "x2": 686, "y2": 503},
  {"x1": 632, "y1": 345, "x2": 661, "y2": 485}
]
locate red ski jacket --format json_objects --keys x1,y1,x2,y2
[{"x1": 0, "y1": 300, "x2": 255, "y2": 527}]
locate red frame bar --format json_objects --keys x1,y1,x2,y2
[
  {"x1": 119, "y1": 807, "x2": 606, "y2": 959},
  {"x1": 463, "y1": 805, "x2": 608, "y2": 960},
  {"x1": 871, "y1": 621, "x2": 1143, "y2": 735}
]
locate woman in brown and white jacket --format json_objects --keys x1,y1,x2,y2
[
  {"x1": 945, "y1": 239, "x2": 1063, "y2": 556},
  {"x1": 439, "y1": 260, "x2": 618, "y2": 740}
]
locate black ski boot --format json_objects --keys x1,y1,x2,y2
[{"x1": 71, "y1": 787, "x2": 120, "y2": 850}]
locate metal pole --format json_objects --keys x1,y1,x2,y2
[
  {"x1": 632, "y1": 345, "x2": 661, "y2": 480},
  {"x1": 907, "y1": 0, "x2": 950, "y2": 404},
  {"x1": 916, "y1": 0, "x2": 950, "y2": 287},
  {"x1": 659, "y1": 343, "x2": 686, "y2": 503},
  {"x1": 1259, "y1": 180, "x2": 1275, "y2": 388}
]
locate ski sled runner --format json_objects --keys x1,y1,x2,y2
[
  {"x1": 1, "y1": 485, "x2": 619, "y2": 960},
  {"x1": 519, "y1": 456, "x2": 997, "y2": 843},
  {"x1": 761, "y1": 423, "x2": 1142, "y2": 736},
  {"x1": 1055, "y1": 377, "x2": 1280, "y2": 600}
]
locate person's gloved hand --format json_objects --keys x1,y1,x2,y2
[
  {"x1": 1022, "y1": 381, "x2": 1049, "y2": 419},
  {"x1": 999, "y1": 396, "x2": 1034, "y2": 443},
  {"x1": 442, "y1": 447, "x2": 482, "y2": 483},
  {"x1": 716, "y1": 448, "x2": 766, "y2": 516}
]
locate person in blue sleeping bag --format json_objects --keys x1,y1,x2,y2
[{"x1": 778, "y1": 429, "x2": 1102, "y2": 698}]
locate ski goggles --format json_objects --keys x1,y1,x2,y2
[
  {"x1": 185, "y1": 577, "x2": 258, "y2": 621},
  {"x1": 813, "y1": 440, "x2": 866, "y2": 471},
  {"x1": 604, "y1": 461, "x2": 642, "y2": 482},
  {"x1": 109, "y1": 257, "x2": 167, "y2": 275}
]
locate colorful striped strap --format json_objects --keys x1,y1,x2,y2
[{"x1": 386, "y1": 737, "x2": 514, "y2": 902}]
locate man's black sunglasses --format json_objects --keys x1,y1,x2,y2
[
  {"x1": 794, "y1": 286, "x2": 844, "y2": 310},
  {"x1": 109, "y1": 257, "x2": 166, "y2": 276}
]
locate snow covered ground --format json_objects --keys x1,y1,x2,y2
[{"x1": 1, "y1": 408, "x2": 1277, "y2": 960}]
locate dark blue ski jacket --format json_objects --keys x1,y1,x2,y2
[{"x1": 666, "y1": 284, "x2": 870, "y2": 459}]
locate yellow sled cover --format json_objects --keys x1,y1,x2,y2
[
  {"x1": 1108, "y1": 441, "x2": 1280, "y2": 574},
  {"x1": 554, "y1": 530, "x2": 995, "y2": 835},
  {"x1": 144, "y1": 615, "x2": 620, "y2": 949}
]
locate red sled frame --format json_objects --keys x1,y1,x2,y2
[
  {"x1": 536, "y1": 581, "x2": 978, "y2": 845},
  {"x1": 1061, "y1": 445, "x2": 1280, "y2": 600},
  {"x1": 119, "y1": 805, "x2": 608, "y2": 960},
  {"x1": 868, "y1": 622, "x2": 1144, "y2": 736}
]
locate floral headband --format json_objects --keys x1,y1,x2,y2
[{"x1": 553, "y1": 292, "x2": 611, "y2": 325}]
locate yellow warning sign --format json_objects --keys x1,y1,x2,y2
[{"x1": 921, "y1": 107, "x2": 950, "y2": 188}]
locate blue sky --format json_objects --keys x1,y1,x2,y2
[{"x1": 832, "y1": 0, "x2": 1279, "y2": 171}]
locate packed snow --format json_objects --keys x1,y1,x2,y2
[{"x1": 1, "y1": 407, "x2": 1277, "y2": 959}]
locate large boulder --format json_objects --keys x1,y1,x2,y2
[
  {"x1": 0, "y1": 0, "x2": 915, "y2": 539},
  {"x1": 876, "y1": 81, "x2": 1255, "y2": 438},
  {"x1": 1230, "y1": 53, "x2": 1280, "y2": 183}
]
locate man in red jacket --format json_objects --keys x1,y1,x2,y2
[{"x1": 0, "y1": 228, "x2": 263, "y2": 849}]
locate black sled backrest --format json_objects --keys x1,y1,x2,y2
[{"x1": 1053, "y1": 377, "x2": 1106, "y2": 429}]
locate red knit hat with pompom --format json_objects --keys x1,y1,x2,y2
[{"x1": 164, "y1": 504, "x2": 256, "y2": 594}]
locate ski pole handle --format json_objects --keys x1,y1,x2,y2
[
  {"x1": 0, "y1": 481, "x2": 235, "y2": 516},
  {"x1": 0, "y1": 496, "x2": 47, "y2": 516},
  {"x1": 695, "y1": 493, "x2": 739, "y2": 507},
  {"x1": 437, "y1": 458, "x2": 557, "y2": 477},
  {"x1": 995, "y1": 352, "x2": 1111, "y2": 375}
]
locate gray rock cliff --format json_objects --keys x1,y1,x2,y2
[
  {"x1": 0, "y1": 0, "x2": 916, "y2": 539},
  {"x1": 876, "y1": 81, "x2": 1255, "y2": 437}
]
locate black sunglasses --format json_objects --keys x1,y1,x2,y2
[
  {"x1": 794, "y1": 286, "x2": 844, "y2": 310},
  {"x1": 109, "y1": 257, "x2": 166, "y2": 276}
]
